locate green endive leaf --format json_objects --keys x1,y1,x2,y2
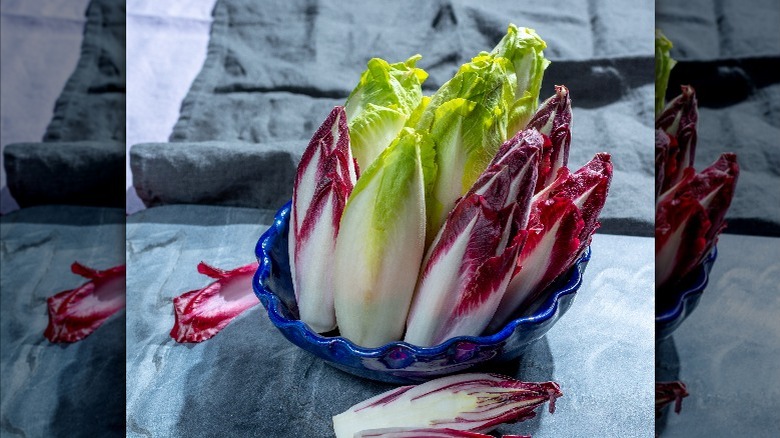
[
  {"x1": 345, "y1": 55, "x2": 428, "y2": 170},
  {"x1": 333, "y1": 127, "x2": 435, "y2": 347},
  {"x1": 655, "y1": 29, "x2": 677, "y2": 117}
]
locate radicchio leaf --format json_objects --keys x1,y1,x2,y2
[
  {"x1": 656, "y1": 85, "x2": 698, "y2": 193},
  {"x1": 525, "y1": 85, "x2": 572, "y2": 191},
  {"x1": 289, "y1": 106, "x2": 358, "y2": 333},
  {"x1": 332, "y1": 373, "x2": 561, "y2": 438},
  {"x1": 656, "y1": 154, "x2": 739, "y2": 290},
  {"x1": 170, "y1": 262, "x2": 259, "y2": 343},
  {"x1": 45, "y1": 263, "x2": 125, "y2": 343},
  {"x1": 656, "y1": 381, "x2": 689, "y2": 416},
  {"x1": 355, "y1": 428, "x2": 529, "y2": 437}
]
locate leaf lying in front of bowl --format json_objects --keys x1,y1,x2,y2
[
  {"x1": 656, "y1": 381, "x2": 689, "y2": 416},
  {"x1": 45, "y1": 262, "x2": 126, "y2": 343},
  {"x1": 354, "y1": 427, "x2": 526, "y2": 437},
  {"x1": 655, "y1": 153, "x2": 739, "y2": 290},
  {"x1": 405, "y1": 131, "x2": 540, "y2": 346},
  {"x1": 332, "y1": 373, "x2": 561, "y2": 438},
  {"x1": 525, "y1": 85, "x2": 572, "y2": 192},
  {"x1": 289, "y1": 106, "x2": 358, "y2": 333},
  {"x1": 170, "y1": 262, "x2": 259, "y2": 343}
]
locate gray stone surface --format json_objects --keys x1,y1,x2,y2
[
  {"x1": 0, "y1": 206, "x2": 124, "y2": 437},
  {"x1": 4, "y1": 141, "x2": 125, "y2": 208},
  {"x1": 131, "y1": 141, "x2": 302, "y2": 210},
  {"x1": 125, "y1": 204, "x2": 654, "y2": 437},
  {"x1": 656, "y1": 234, "x2": 780, "y2": 437}
]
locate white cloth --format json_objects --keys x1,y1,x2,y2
[
  {"x1": 0, "y1": 0, "x2": 90, "y2": 212},
  {"x1": 125, "y1": 0, "x2": 217, "y2": 213}
]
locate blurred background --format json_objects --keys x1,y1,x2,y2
[
  {"x1": 1, "y1": 0, "x2": 125, "y2": 436},
  {"x1": 655, "y1": 0, "x2": 780, "y2": 436}
]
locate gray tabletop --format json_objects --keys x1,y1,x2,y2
[
  {"x1": 125, "y1": 204, "x2": 654, "y2": 437},
  {"x1": 656, "y1": 234, "x2": 780, "y2": 437},
  {"x1": 0, "y1": 206, "x2": 125, "y2": 437}
]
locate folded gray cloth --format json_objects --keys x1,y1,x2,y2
[
  {"x1": 5, "y1": 142, "x2": 125, "y2": 208},
  {"x1": 4, "y1": 0, "x2": 126, "y2": 208},
  {"x1": 132, "y1": 0, "x2": 655, "y2": 235},
  {"x1": 44, "y1": 0, "x2": 125, "y2": 143}
]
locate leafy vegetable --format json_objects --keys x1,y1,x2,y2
[
  {"x1": 289, "y1": 106, "x2": 358, "y2": 333},
  {"x1": 655, "y1": 30, "x2": 677, "y2": 117},
  {"x1": 333, "y1": 127, "x2": 435, "y2": 347},
  {"x1": 346, "y1": 55, "x2": 428, "y2": 170},
  {"x1": 332, "y1": 373, "x2": 561, "y2": 438}
]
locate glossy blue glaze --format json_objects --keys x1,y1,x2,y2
[
  {"x1": 655, "y1": 248, "x2": 718, "y2": 341},
  {"x1": 253, "y1": 202, "x2": 591, "y2": 384}
]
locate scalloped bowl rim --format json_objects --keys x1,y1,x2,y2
[
  {"x1": 655, "y1": 247, "x2": 717, "y2": 324},
  {"x1": 253, "y1": 201, "x2": 591, "y2": 358}
]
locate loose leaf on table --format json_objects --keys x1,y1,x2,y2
[
  {"x1": 355, "y1": 428, "x2": 530, "y2": 437},
  {"x1": 655, "y1": 154, "x2": 739, "y2": 290},
  {"x1": 170, "y1": 262, "x2": 259, "y2": 343},
  {"x1": 404, "y1": 130, "x2": 541, "y2": 346},
  {"x1": 332, "y1": 373, "x2": 561, "y2": 438},
  {"x1": 525, "y1": 85, "x2": 572, "y2": 192},
  {"x1": 45, "y1": 262, "x2": 125, "y2": 343},
  {"x1": 289, "y1": 106, "x2": 358, "y2": 333},
  {"x1": 333, "y1": 127, "x2": 435, "y2": 347},
  {"x1": 656, "y1": 381, "x2": 689, "y2": 416},
  {"x1": 489, "y1": 153, "x2": 612, "y2": 330},
  {"x1": 345, "y1": 55, "x2": 428, "y2": 170}
]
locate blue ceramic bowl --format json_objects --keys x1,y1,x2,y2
[
  {"x1": 656, "y1": 248, "x2": 718, "y2": 341},
  {"x1": 253, "y1": 202, "x2": 591, "y2": 384}
]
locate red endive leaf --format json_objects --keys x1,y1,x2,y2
[
  {"x1": 170, "y1": 262, "x2": 259, "y2": 343},
  {"x1": 44, "y1": 262, "x2": 126, "y2": 343},
  {"x1": 656, "y1": 381, "x2": 689, "y2": 416},
  {"x1": 656, "y1": 85, "x2": 698, "y2": 192},
  {"x1": 355, "y1": 428, "x2": 527, "y2": 437},
  {"x1": 526, "y1": 85, "x2": 572, "y2": 191}
]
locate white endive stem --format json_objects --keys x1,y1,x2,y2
[
  {"x1": 333, "y1": 128, "x2": 433, "y2": 347},
  {"x1": 289, "y1": 106, "x2": 356, "y2": 333}
]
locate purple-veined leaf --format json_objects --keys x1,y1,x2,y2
[
  {"x1": 289, "y1": 106, "x2": 358, "y2": 333},
  {"x1": 525, "y1": 85, "x2": 572, "y2": 192},
  {"x1": 404, "y1": 197, "x2": 525, "y2": 346},
  {"x1": 656, "y1": 154, "x2": 738, "y2": 290},
  {"x1": 656, "y1": 381, "x2": 689, "y2": 416},
  {"x1": 656, "y1": 85, "x2": 698, "y2": 192},
  {"x1": 45, "y1": 263, "x2": 125, "y2": 343},
  {"x1": 170, "y1": 262, "x2": 259, "y2": 343},
  {"x1": 332, "y1": 373, "x2": 561, "y2": 438},
  {"x1": 355, "y1": 427, "x2": 530, "y2": 437}
]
